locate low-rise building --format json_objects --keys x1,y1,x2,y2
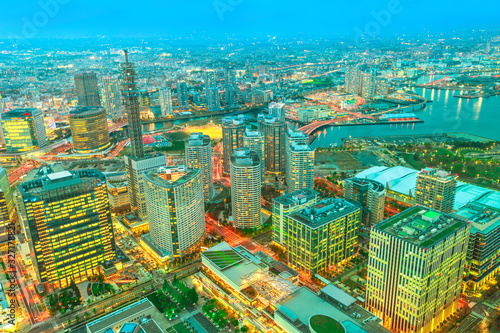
[{"x1": 197, "y1": 242, "x2": 389, "y2": 333}]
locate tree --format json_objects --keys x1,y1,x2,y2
[
  {"x1": 67, "y1": 319, "x2": 71, "y2": 326},
  {"x1": 75, "y1": 315, "x2": 80, "y2": 322}
]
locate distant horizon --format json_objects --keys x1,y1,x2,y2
[{"x1": 1, "y1": 0, "x2": 499, "y2": 41}]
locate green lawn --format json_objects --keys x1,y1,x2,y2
[
  {"x1": 173, "y1": 323, "x2": 191, "y2": 333},
  {"x1": 310, "y1": 315, "x2": 345, "y2": 333}
]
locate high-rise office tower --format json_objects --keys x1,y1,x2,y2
[
  {"x1": 268, "y1": 102, "x2": 286, "y2": 121},
  {"x1": 17, "y1": 167, "x2": 117, "y2": 289},
  {"x1": 230, "y1": 148, "x2": 261, "y2": 229},
  {"x1": 222, "y1": 117, "x2": 245, "y2": 173},
  {"x1": 261, "y1": 117, "x2": 287, "y2": 172},
  {"x1": 345, "y1": 66, "x2": 361, "y2": 95},
  {"x1": 360, "y1": 71, "x2": 376, "y2": 99},
  {"x1": 415, "y1": 168, "x2": 457, "y2": 214},
  {"x1": 158, "y1": 87, "x2": 173, "y2": 117},
  {"x1": 243, "y1": 128, "x2": 265, "y2": 182},
  {"x1": 366, "y1": 206, "x2": 470, "y2": 333},
  {"x1": 225, "y1": 69, "x2": 238, "y2": 110},
  {"x1": 121, "y1": 51, "x2": 166, "y2": 219},
  {"x1": 74, "y1": 72, "x2": 101, "y2": 107},
  {"x1": 454, "y1": 203, "x2": 500, "y2": 291},
  {"x1": 272, "y1": 189, "x2": 319, "y2": 248},
  {"x1": 206, "y1": 87, "x2": 220, "y2": 112},
  {"x1": 124, "y1": 155, "x2": 166, "y2": 219},
  {"x1": 101, "y1": 75, "x2": 123, "y2": 120},
  {"x1": 0, "y1": 167, "x2": 14, "y2": 228},
  {"x1": 176, "y1": 81, "x2": 189, "y2": 108},
  {"x1": 285, "y1": 198, "x2": 360, "y2": 275},
  {"x1": 286, "y1": 142, "x2": 314, "y2": 193},
  {"x1": 144, "y1": 166, "x2": 205, "y2": 260},
  {"x1": 0, "y1": 108, "x2": 46, "y2": 152},
  {"x1": 185, "y1": 133, "x2": 213, "y2": 201},
  {"x1": 344, "y1": 178, "x2": 385, "y2": 228},
  {"x1": 69, "y1": 107, "x2": 111, "y2": 154}
]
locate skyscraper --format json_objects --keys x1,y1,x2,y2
[
  {"x1": 225, "y1": 69, "x2": 238, "y2": 110},
  {"x1": 272, "y1": 189, "x2": 319, "y2": 248},
  {"x1": 0, "y1": 108, "x2": 46, "y2": 152},
  {"x1": 158, "y1": 87, "x2": 173, "y2": 117},
  {"x1": 261, "y1": 117, "x2": 287, "y2": 172},
  {"x1": 144, "y1": 166, "x2": 205, "y2": 260},
  {"x1": 121, "y1": 51, "x2": 144, "y2": 160},
  {"x1": 345, "y1": 65, "x2": 361, "y2": 95},
  {"x1": 101, "y1": 75, "x2": 123, "y2": 120},
  {"x1": 243, "y1": 128, "x2": 265, "y2": 182},
  {"x1": 176, "y1": 81, "x2": 189, "y2": 108},
  {"x1": 268, "y1": 102, "x2": 286, "y2": 121},
  {"x1": 230, "y1": 148, "x2": 261, "y2": 229},
  {"x1": 0, "y1": 167, "x2": 14, "y2": 228},
  {"x1": 206, "y1": 87, "x2": 220, "y2": 112},
  {"x1": 286, "y1": 142, "x2": 315, "y2": 193},
  {"x1": 415, "y1": 168, "x2": 457, "y2": 214},
  {"x1": 121, "y1": 51, "x2": 166, "y2": 219},
  {"x1": 286, "y1": 129, "x2": 309, "y2": 150},
  {"x1": 69, "y1": 107, "x2": 111, "y2": 154},
  {"x1": 185, "y1": 133, "x2": 213, "y2": 201},
  {"x1": 17, "y1": 167, "x2": 117, "y2": 289},
  {"x1": 74, "y1": 72, "x2": 101, "y2": 107},
  {"x1": 344, "y1": 178, "x2": 385, "y2": 228},
  {"x1": 360, "y1": 70, "x2": 376, "y2": 99},
  {"x1": 366, "y1": 206, "x2": 470, "y2": 333},
  {"x1": 285, "y1": 198, "x2": 360, "y2": 275},
  {"x1": 222, "y1": 117, "x2": 245, "y2": 173}
]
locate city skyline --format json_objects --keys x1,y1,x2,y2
[{"x1": 1, "y1": 4, "x2": 500, "y2": 332}]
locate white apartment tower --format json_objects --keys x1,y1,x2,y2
[{"x1": 230, "y1": 148, "x2": 261, "y2": 229}]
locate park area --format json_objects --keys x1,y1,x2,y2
[
  {"x1": 396, "y1": 140, "x2": 500, "y2": 190},
  {"x1": 315, "y1": 150, "x2": 380, "y2": 172}
]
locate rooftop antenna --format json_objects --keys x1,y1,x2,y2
[{"x1": 124, "y1": 49, "x2": 129, "y2": 63}]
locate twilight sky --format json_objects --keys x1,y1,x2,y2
[{"x1": 1, "y1": 0, "x2": 499, "y2": 40}]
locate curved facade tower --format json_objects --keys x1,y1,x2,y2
[{"x1": 144, "y1": 166, "x2": 205, "y2": 259}]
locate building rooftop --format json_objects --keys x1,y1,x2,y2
[
  {"x1": 346, "y1": 177, "x2": 385, "y2": 193},
  {"x1": 144, "y1": 165, "x2": 200, "y2": 188},
  {"x1": 186, "y1": 132, "x2": 211, "y2": 146},
  {"x1": 418, "y1": 167, "x2": 455, "y2": 181},
  {"x1": 2, "y1": 108, "x2": 41, "y2": 117},
  {"x1": 244, "y1": 128, "x2": 264, "y2": 138},
  {"x1": 320, "y1": 284, "x2": 357, "y2": 308},
  {"x1": 276, "y1": 287, "x2": 388, "y2": 333},
  {"x1": 86, "y1": 299, "x2": 154, "y2": 333},
  {"x1": 375, "y1": 206, "x2": 468, "y2": 248},
  {"x1": 454, "y1": 203, "x2": 500, "y2": 235},
  {"x1": 289, "y1": 198, "x2": 359, "y2": 229},
  {"x1": 273, "y1": 189, "x2": 319, "y2": 207},
  {"x1": 289, "y1": 142, "x2": 313, "y2": 152},
  {"x1": 18, "y1": 167, "x2": 106, "y2": 199},
  {"x1": 222, "y1": 116, "x2": 245, "y2": 127},
  {"x1": 287, "y1": 129, "x2": 308, "y2": 139},
  {"x1": 69, "y1": 106, "x2": 106, "y2": 118},
  {"x1": 230, "y1": 148, "x2": 260, "y2": 167}
]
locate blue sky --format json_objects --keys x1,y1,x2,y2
[{"x1": 1, "y1": 0, "x2": 499, "y2": 39}]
